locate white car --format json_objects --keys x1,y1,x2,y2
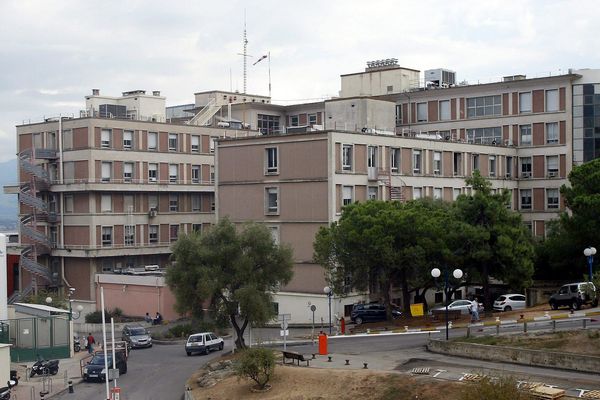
[
  {"x1": 493, "y1": 294, "x2": 526, "y2": 312},
  {"x1": 185, "y1": 332, "x2": 224, "y2": 356},
  {"x1": 431, "y1": 300, "x2": 483, "y2": 315}
]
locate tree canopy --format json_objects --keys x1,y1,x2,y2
[
  {"x1": 536, "y1": 158, "x2": 600, "y2": 280},
  {"x1": 166, "y1": 218, "x2": 294, "y2": 349}
]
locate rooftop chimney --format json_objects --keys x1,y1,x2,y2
[
  {"x1": 92, "y1": 89, "x2": 100, "y2": 96},
  {"x1": 153, "y1": 91, "x2": 161, "y2": 97}
]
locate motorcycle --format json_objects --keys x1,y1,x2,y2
[
  {"x1": 0, "y1": 380, "x2": 15, "y2": 400},
  {"x1": 74, "y1": 336, "x2": 81, "y2": 352},
  {"x1": 29, "y1": 357, "x2": 60, "y2": 378}
]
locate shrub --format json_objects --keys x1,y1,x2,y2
[
  {"x1": 166, "y1": 320, "x2": 216, "y2": 338},
  {"x1": 234, "y1": 347, "x2": 275, "y2": 390},
  {"x1": 460, "y1": 375, "x2": 533, "y2": 400},
  {"x1": 85, "y1": 310, "x2": 112, "y2": 324}
]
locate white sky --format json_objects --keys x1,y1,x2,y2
[{"x1": 0, "y1": 0, "x2": 598, "y2": 162}]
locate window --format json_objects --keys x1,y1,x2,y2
[
  {"x1": 433, "y1": 188, "x2": 442, "y2": 200},
  {"x1": 412, "y1": 150, "x2": 422, "y2": 174},
  {"x1": 169, "y1": 194, "x2": 179, "y2": 212},
  {"x1": 192, "y1": 224, "x2": 202, "y2": 233},
  {"x1": 386, "y1": 85, "x2": 393, "y2": 92},
  {"x1": 169, "y1": 164, "x2": 178, "y2": 183},
  {"x1": 124, "y1": 194, "x2": 134, "y2": 213},
  {"x1": 439, "y1": 100, "x2": 450, "y2": 120},
  {"x1": 101, "y1": 129, "x2": 111, "y2": 148},
  {"x1": 101, "y1": 162, "x2": 111, "y2": 182},
  {"x1": 123, "y1": 130, "x2": 133, "y2": 149},
  {"x1": 453, "y1": 188, "x2": 461, "y2": 200},
  {"x1": 268, "y1": 226, "x2": 280, "y2": 245},
  {"x1": 64, "y1": 195, "x2": 74, "y2": 213},
  {"x1": 546, "y1": 122, "x2": 559, "y2": 144},
  {"x1": 266, "y1": 147, "x2": 278, "y2": 174},
  {"x1": 342, "y1": 144, "x2": 353, "y2": 171},
  {"x1": 308, "y1": 113, "x2": 317, "y2": 125},
  {"x1": 520, "y1": 125, "x2": 532, "y2": 146},
  {"x1": 547, "y1": 188, "x2": 559, "y2": 209},
  {"x1": 148, "y1": 194, "x2": 158, "y2": 211},
  {"x1": 546, "y1": 89, "x2": 559, "y2": 112},
  {"x1": 342, "y1": 186, "x2": 353, "y2": 206},
  {"x1": 191, "y1": 194, "x2": 201, "y2": 211},
  {"x1": 395, "y1": 105, "x2": 402, "y2": 125},
  {"x1": 124, "y1": 162, "x2": 133, "y2": 182},
  {"x1": 433, "y1": 151, "x2": 441, "y2": 175},
  {"x1": 210, "y1": 165, "x2": 215, "y2": 183},
  {"x1": 191, "y1": 165, "x2": 200, "y2": 183},
  {"x1": 520, "y1": 189, "x2": 532, "y2": 210},
  {"x1": 210, "y1": 137, "x2": 216, "y2": 153},
  {"x1": 417, "y1": 103, "x2": 427, "y2": 122},
  {"x1": 489, "y1": 155, "x2": 496, "y2": 177},
  {"x1": 506, "y1": 156, "x2": 513, "y2": 178},
  {"x1": 413, "y1": 187, "x2": 422, "y2": 200},
  {"x1": 453, "y1": 152, "x2": 462, "y2": 176},
  {"x1": 472, "y1": 154, "x2": 480, "y2": 171},
  {"x1": 368, "y1": 186, "x2": 378, "y2": 200},
  {"x1": 466, "y1": 127, "x2": 501, "y2": 145},
  {"x1": 148, "y1": 132, "x2": 157, "y2": 150},
  {"x1": 390, "y1": 148, "x2": 400, "y2": 172},
  {"x1": 168, "y1": 133, "x2": 178, "y2": 151},
  {"x1": 290, "y1": 115, "x2": 299, "y2": 126},
  {"x1": 102, "y1": 259, "x2": 113, "y2": 273},
  {"x1": 266, "y1": 187, "x2": 279, "y2": 214},
  {"x1": 367, "y1": 146, "x2": 377, "y2": 168},
  {"x1": 258, "y1": 114, "x2": 280, "y2": 135},
  {"x1": 146, "y1": 163, "x2": 158, "y2": 183},
  {"x1": 191, "y1": 135, "x2": 199, "y2": 152},
  {"x1": 520, "y1": 157, "x2": 532, "y2": 178},
  {"x1": 547, "y1": 155, "x2": 559, "y2": 176},
  {"x1": 466, "y1": 95, "x2": 501, "y2": 117},
  {"x1": 101, "y1": 194, "x2": 112, "y2": 212},
  {"x1": 169, "y1": 225, "x2": 179, "y2": 242},
  {"x1": 149, "y1": 225, "x2": 158, "y2": 244},
  {"x1": 101, "y1": 226, "x2": 113, "y2": 247},
  {"x1": 125, "y1": 225, "x2": 135, "y2": 246},
  {"x1": 63, "y1": 129, "x2": 73, "y2": 150},
  {"x1": 519, "y1": 92, "x2": 532, "y2": 113}
]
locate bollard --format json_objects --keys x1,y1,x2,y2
[
  {"x1": 466, "y1": 326, "x2": 470, "y2": 338},
  {"x1": 363, "y1": 363, "x2": 368, "y2": 369},
  {"x1": 523, "y1": 321, "x2": 527, "y2": 333},
  {"x1": 69, "y1": 380, "x2": 74, "y2": 393},
  {"x1": 496, "y1": 323, "x2": 500, "y2": 335},
  {"x1": 583, "y1": 319, "x2": 588, "y2": 329},
  {"x1": 345, "y1": 359, "x2": 350, "y2": 365},
  {"x1": 312, "y1": 353, "x2": 316, "y2": 359},
  {"x1": 327, "y1": 356, "x2": 332, "y2": 362},
  {"x1": 552, "y1": 320, "x2": 556, "y2": 333}
]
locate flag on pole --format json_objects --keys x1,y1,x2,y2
[{"x1": 253, "y1": 54, "x2": 268, "y2": 66}]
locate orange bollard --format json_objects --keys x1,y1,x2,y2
[{"x1": 318, "y1": 332, "x2": 328, "y2": 355}]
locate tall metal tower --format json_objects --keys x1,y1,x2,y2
[{"x1": 241, "y1": 12, "x2": 249, "y2": 94}]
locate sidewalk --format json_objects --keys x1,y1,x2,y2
[{"x1": 11, "y1": 349, "x2": 92, "y2": 399}]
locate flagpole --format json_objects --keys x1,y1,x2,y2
[{"x1": 268, "y1": 51, "x2": 271, "y2": 99}]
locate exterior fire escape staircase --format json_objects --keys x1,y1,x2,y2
[
  {"x1": 377, "y1": 168, "x2": 406, "y2": 202},
  {"x1": 17, "y1": 148, "x2": 56, "y2": 291},
  {"x1": 186, "y1": 98, "x2": 221, "y2": 126}
]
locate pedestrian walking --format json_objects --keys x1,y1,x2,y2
[
  {"x1": 86, "y1": 333, "x2": 96, "y2": 354},
  {"x1": 469, "y1": 297, "x2": 480, "y2": 323}
]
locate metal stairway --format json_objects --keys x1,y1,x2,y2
[
  {"x1": 18, "y1": 149, "x2": 54, "y2": 286},
  {"x1": 378, "y1": 169, "x2": 406, "y2": 202},
  {"x1": 186, "y1": 98, "x2": 221, "y2": 126}
]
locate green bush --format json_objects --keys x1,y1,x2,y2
[
  {"x1": 166, "y1": 320, "x2": 216, "y2": 338},
  {"x1": 460, "y1": 375, "x2": 533, "y2": 400},
  {"x1": 234, "y1": 347, "x2": 275, "y2": 390},
  {"x1": 85, "y1": 310, "x2": 112, "y2": 324}
]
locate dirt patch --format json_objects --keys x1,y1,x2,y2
[
  {"x1": 462, "y1": 328, "x2": 600, "y2": 356},
  {"x1": 189, "y1": 365, "x2": 464, "y2": 400}
]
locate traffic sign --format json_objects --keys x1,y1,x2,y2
[
  {"x1": 280, "y1": 320, "x2": 288, "y2": 330},
  {"x1": 277, "y1": 313, "x2": 291, "y2": 321},
  {"x1": 280, "y1": 329, "x2": 289, "y2": 336}
]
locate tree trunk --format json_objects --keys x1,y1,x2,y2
[
  {"x1": 382, "y1": 279, "x2": 393, "y2": 321},
  {"x1": 400, "y1": 269, "x2": 411, "y2": 316},
  {"x1": 230, "y1": 314, "x2": 248, "y2": 349},
  {"x1": 482, "y1": 264, "x2": 491, "y2": 315}
]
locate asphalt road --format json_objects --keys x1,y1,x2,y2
[{"x1": 53, "y1": 339, "x2": 233, "y2": 400}]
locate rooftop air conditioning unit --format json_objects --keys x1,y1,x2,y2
[
  {"x1": 148, "y1": 208, "x2": 157, "y2": 217},
  {"x1": 548, "y1": 171, "x2": 558, "y2": 178}
]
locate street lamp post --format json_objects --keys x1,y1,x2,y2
[
  {"x1": 431, "y1": 267, "x2": 463, "y2": 341},
  {"x1": 584, "y1": 247, "x2": 597, "y2": 281},
  {"x1": 323, "y1": 286, "x2": 333, "y2": 335}
]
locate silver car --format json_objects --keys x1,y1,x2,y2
[
  {"x1": 121, "y1": 325, "x2": 153, "y2": 349},
  {"x1": 431, "y1": 300, "x2": 483, "y2": 315},
  {"x1": 493, "y1": 294, "x2": 526, "y2": 312}
]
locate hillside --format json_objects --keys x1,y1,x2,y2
[{"x1": 0, "y1": 158, "x2": 18, "y2": 229}]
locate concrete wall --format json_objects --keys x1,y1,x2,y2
[
  {"x1": 427, "y1": 339, "x2": 600, "y2": 373},
  {"x1": 0, "y1": 344, "x2": 10, "y2": 385}
]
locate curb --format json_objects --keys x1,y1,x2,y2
[{"x1": 45, "y1": 377, "x2": 84, "y2": 399}]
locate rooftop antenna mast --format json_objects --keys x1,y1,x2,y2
[{"x1": 237, "y1": 10, "x2": 252, "y2": 94}]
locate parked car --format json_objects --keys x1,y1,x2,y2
[
  {"x1": 121, "y1": 325, "x2": 152, "y2": 349},
  {"x1": 549, "y1": 282, "x2": 598, "y2": 310},
  {"x1": 350, "y1": 303, "x2": 402, "y2": 325},
  {"x1": 493, "y1": 294, "x2": 526, "y2": 312},
  {"x1": 83, "y1": 352, "x2": 127, "y2": 382},
  {"x1": 185, "y1": 332, "x2": 224, "y2": 356},
  {"x1": 431, "y1": 300, "x2": 483, "y2": 315}
]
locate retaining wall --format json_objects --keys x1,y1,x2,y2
[{"x1": 427, "y1": 339, "x2": 600, "y2": 372}]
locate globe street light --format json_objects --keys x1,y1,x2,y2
[
  {"x1": 323, "y1": 286, "x2": 333, "y2": 335},
  {"x1": 584, "y1": 246, "x2": 596, "y2": 281},
  {"x1": 431, "y1": 267, "x2": 463, "y2": 341}
]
